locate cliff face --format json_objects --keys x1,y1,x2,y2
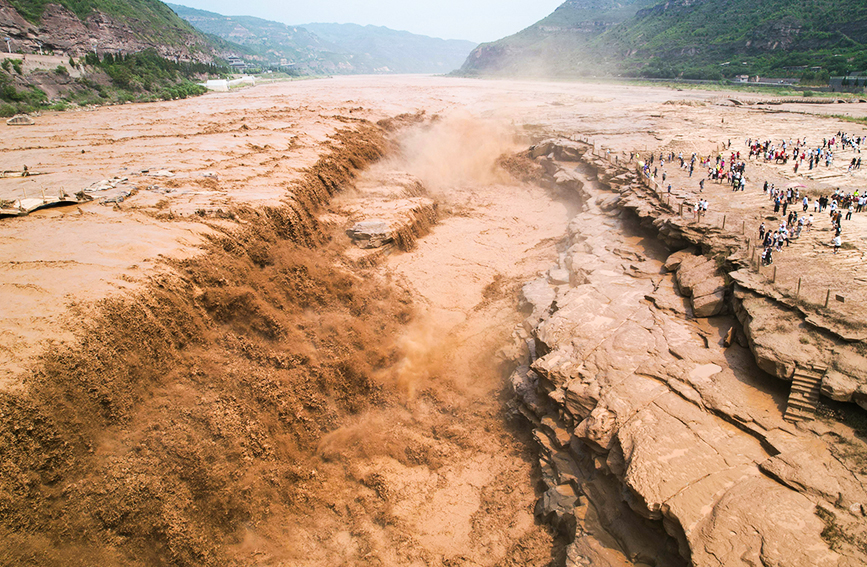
[
  {"x1": 0, "y1": 0, "x2": 217, "y2": 62},
  {"x1": 509, "y1": 140, "x2": 867, "y2": 566}
]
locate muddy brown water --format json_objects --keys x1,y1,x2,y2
[{"x1": 3, "y1": 76, "x2": 867, "y2": 566}]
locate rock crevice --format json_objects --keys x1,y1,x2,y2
[{"x1": 511, "y1": 139, "x2": 867, "y2": 566}]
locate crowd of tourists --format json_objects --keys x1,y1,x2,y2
[
  {"x1": 760, "y1": 185, "x2": 864, "y2": 263},
  {"x1": 636, "y1": 132, "x2": 864, "y2": 264},
  {"x1": 747, "y1": 132, "x2": 865, "y2": 174}
]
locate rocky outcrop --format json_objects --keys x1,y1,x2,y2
[
  {"x1": 670, "y1": 253, "x2": 726, "y2": 317},
  {"x1": 339, "y1": 173, "x2": 438, "y2": 253},
  {"x1": 596, "y1": 148, "x2": 867, "y2": 403},
  {"x1": 0, "y1": 0, "x2": 215, "y2": 61},
  {"x1": 346, "y1": 220, "x2": 394, "y2": 248},
  {"x1": 509, "y1": 142, "x2": 867, "y2": 566},
  {"x1": 530, "y1": 138, "x2": 588, "y2": 162}
]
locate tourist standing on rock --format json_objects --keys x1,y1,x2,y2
[
  {"x1": 759, "y1": 222, "x2": 766, "y2": 241},
  {"x1": 803, "y1": 196, "x2": 809, "y2": 212},
  {"x1": 762, "y1": 246, "x2": 773, "y2": 265},
  {"x1": 833, "y1": 235, "x2": 842, "y2": 254}
]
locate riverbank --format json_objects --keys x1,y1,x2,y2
[
  {"x1": 511, "y1": 138, "x2": 867, "y2": 565},
  {"x1": 3, "y1": 76, "x2": 867, "y2": 566}
]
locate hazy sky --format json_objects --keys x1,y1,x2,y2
[{"x1": 172, "y1": 0, "x2": 565, "y2": 43}]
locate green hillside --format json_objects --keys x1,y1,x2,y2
[
  {"x1": 460, "y1": 0, "x2": 867, "y2": 82},
  {"x1": 8, "y1": 0, "x2": 201, "y2": 46},
  {"x1": 606, "y1": 0, "x2": 867, "y2": 80},
  {"x1": 167, "y1": 4, "x2": 356, "y2": 74},
  {"x1": 459, "y1": 0, "x2": 656, "y2": 76},
  {"x1": 0, "y1": 0, "x2": 232, "y2": 115}
]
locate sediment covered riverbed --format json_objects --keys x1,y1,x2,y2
[{"x1": 1, "y1": 76, "x2": 866, "y2": 566}]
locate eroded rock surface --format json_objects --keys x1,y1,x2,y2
[{"x1": 510, "y1": 145, "x2": 867, "y2": 566}]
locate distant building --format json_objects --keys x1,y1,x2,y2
[
  {"x1": 226, "y1": 56, "x2": 247, "y2": 71},
  {"x1": 743, "y1": 77, "x2": 800, "y2": 85},
  {"x1": 829, "y1": 75, "x2": 867, "y2": 92}
]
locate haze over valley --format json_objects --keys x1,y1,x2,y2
[{"x1": 1, "y1": 2, "x2": 867, "y2": 567}]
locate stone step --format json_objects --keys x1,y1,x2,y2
[
  {"x1": 787, "y1": 399, "x2": 817, "y2": 412},
  {"x1": 792, "y1": 376, "x2": 820, "y2": 384},
  {"x1": 793, "y1": 371, "x2": 822, "y2": 377},
  {"x1": 792, "y1": 375, "x2": 823, "y2": 384},
  {"x1": 785, "y1": 401, "x2": 815, "y2": 414},
  {"x1": 790, "y1": 394, "x2": 820, "y2": 405},
  {"x1": 784, "y1": 365, "x2": 826, "y2": 424},
  {"x1": 784, "y1": 408, "x2": 811, "y2": 422}
]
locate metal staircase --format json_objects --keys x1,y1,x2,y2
[{"x1": 783, "y1": 364, "x2": 827, "y2": 424}]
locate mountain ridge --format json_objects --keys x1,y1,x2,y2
[
  {"x1": 168, "y1": 4, "x2": 477, "y2": 75},
  {"x1": 460, "y1": 0, "x2": 867, "y2": 81}
]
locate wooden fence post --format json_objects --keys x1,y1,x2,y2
[
  {"x1": 796, "y1": 278, "x2": 802, "y2": 298},
  {"x1": 825, "y1": 288, "x2": 831, "y2": 308},
  {"x1": 722, "y1": 215, "x2": 727, "y2": 229},
  {"x1": 772, "y1": 266, "x2": 777, "y2": 283}
]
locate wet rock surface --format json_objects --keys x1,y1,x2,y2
[
  {"x1": 346, "y1": 219, "x2": 394, "y2": 248},
  {"x1": 509, "y1": 140, "x2": 867, "y2": 566}
]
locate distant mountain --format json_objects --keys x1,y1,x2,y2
[
  {"x1": 167, "y1": 4, "x2": 353, "y2": 73},
  {"x1": 300, "y1": 23, "x2": 476, "y2": 74},
  {"x1": 168, "y1": 4, "x2": 477, "y2": 74},
  {"x1": 460, "y1": 0, "x2": 867, "y2": 81},
  {"x1": 460, "y1": 0, "x2": 656, "y2": 77}
]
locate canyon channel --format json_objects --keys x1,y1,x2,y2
[{"x1": 0, "y1": 76, "x2": 865, "y2": 566}]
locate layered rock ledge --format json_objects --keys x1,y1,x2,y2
[{"x1": 508, "y1": 140, "x2": 867, "y2": 566}]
